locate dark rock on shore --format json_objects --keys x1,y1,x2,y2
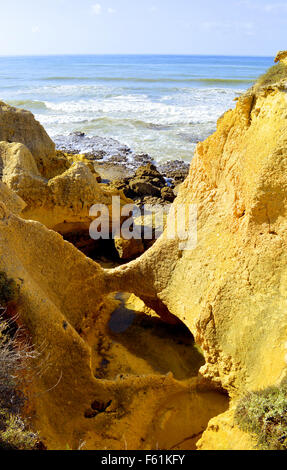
[
  {"x1": 54, "y1": 132, "x2": 190, "y2": 204},
  {"x1": 129, "y1": 164, "x2": 166, "y2": 198},
  {"x1": 158, "y1": 160, "x2": 190, "y2": 185},
  {"x1": 161, "y1": 186, "x2": 176, "y2": 202},
  {"x1": 130, "y1": 179, "x2": 161, "y2": 198},
  {"x1": 110, "y1": 163, "x2": 176, "y2": 204},
  {"x1": 54, "y1": 133, "x2": 155, "y2": 171},
  {"x1": 54, "y1": 133, "x2": 132, "y2": 161}
]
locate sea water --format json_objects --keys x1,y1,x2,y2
[{"x1": 0, "y1": 54, "x2": 274, "y2": 163}]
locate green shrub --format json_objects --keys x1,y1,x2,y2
[
  {"x1": 0, "y1": 272, "x2": 19, "y2": 306},
  {"x1": 0, "y1": 273, "x2": 39, "y2": 450},
  {"x1": 0, "y1": 412, "x2": 38, "y2": 450},
  {"x1": 0, "y1": 316, "x2": 39, "y2": 450},
  {"x1": 255, "y1": 62, "x2": 287, "y2": 90},
  {"x1": 235, "y1": 379, "x2": 287, "y2": 450}
]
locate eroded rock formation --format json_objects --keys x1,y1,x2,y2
[
  {"x1": 0, "y1": 101, "x2": 227, "y2": 450},
  {"x1": 0, "y1": 139, "x2": 131, "y2": 236},
  {"x1": 0, "y1": 101, "x2": 57, "y2": 178},
  {"x1": 1, "y1": 52, "x2": 287, "y2": 450},
  {"x1": 0, "y1": 193, "x2": 228, "y2": 449},
  {"x1": 275, "y1": 50, "x2": 287, "y2": 64},
  {"x1": 103, "y1": 51, "x2": 287, "y2": 448}
]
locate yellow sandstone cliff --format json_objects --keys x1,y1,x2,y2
[
  {"x1": 0, "y1": 192, "x2": 228, "y2": 449},
  {"x1": 1, "y1": 52, "x2": 287, "y2": 450},
  {"x1": 0, "y1": 107, "x2": 131, "y2": 235},
  {"x1": 104, "y1": 51, "x2": 287, "y2": 448},
  {"x1": 0, "y1": 101, "x2": 57, "y2": 178}
]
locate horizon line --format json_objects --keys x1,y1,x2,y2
[{"x1": 0, "y1": 52, "x2": 275, "y2": 59}]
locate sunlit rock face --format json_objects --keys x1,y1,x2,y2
[
  {"x1": 0, "y1": 101, "x2": 56, "y2": 178},
  {"x1": 1, "y1": 52, "x2": 287, "y2": 450},
  {"x1": 275, "y1": 50, "x2": 287, "y2": 65},
  {"x1": 0, "y1": 195, "x2": 228, "y2": 450},
  {"x1": 0, "y1": 102, "x2": 226, "y2": 450},
  {"x1": 103, "y1": 52, "x2": 287, "y2": 448},
  {"x1": 0, "y1": 140, "x2": 130, "y2": 236}
]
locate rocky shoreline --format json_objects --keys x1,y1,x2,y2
[
  {"x1": 1, "y1": 51, "x2": 287, "y2": 451},
  {"x1": 54, "y1": 132, "x2": 190, "y2": 198},
  {"x1": 52, "y1": 133, "x2": 190, "y2": 260}
]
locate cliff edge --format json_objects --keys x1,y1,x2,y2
[
  {"x1": 105, "y1": 50, "x2": 287, "y2": 448},
  {"x1": 1, "y1": 52, "x2": 287, "y2": 449}
]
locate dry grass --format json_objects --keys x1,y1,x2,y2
[
  {"x1": 0, "y1": 315, "x2": 39, "y2": 450},
  {"x1": 0, "y1": 272, "x2": 39, "y2": 450},
  {"x1": 235, "y1": 379, "x2": 287, "y2": 450},
  {"x1": 254, "y1": 62, "x2": 287, "y2": 90}
]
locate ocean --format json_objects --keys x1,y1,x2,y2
[{"x1": 0, "y1": 54, "x2": 274, "y2": 163}]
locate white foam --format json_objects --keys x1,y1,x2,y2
[
  {"x1": 17, "y1": 84, "x2": 243, "y2": 163},
  {"x1": 36, "y1": 87, "x2": 240, "y2": 129}
]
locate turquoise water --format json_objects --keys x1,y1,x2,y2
[{"x1": 0, "y1": 55, "x2": 274, "y2": 162}]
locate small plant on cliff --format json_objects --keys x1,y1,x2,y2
[
  {"x1": 0, "y1": 272, "x2": 19, "y2": 306},
  {"x1": 235, "y1": 379, "x2": 287, "y2": 450},
  {"x1": 255, "y1": 62, "x2": 287, "y2": 90},
  {"x1": 0, "y1": 272, "x2": 38, "y2": 450}
]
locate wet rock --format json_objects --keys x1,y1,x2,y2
[
  {"x1": 109, "y1": 178, "x2": 135, "y2": 199},
  {"x1": 94, "y1": 162, "x2": 134, "y2": 182},
  {"x1": 128, "y1": 164, "x2": 167, "y2": 199},
  {"x1": 129, "y1": 179, "x2": 161, "y2": 198},
  {"x1": 133, "y1": 153, "x2": 154, "y2": 166},
  {"x1": 158, "y1": 160, "x2": 190, "y2": 184},
  {"x1": 54, "y1": 133, "x2": 190, "y2": 189},
  {"x1": 161, "y1": 186, "x2": 176, "y2": 203},
  {"x1": 54, "y1": 133, "x2": 134, "y2": 166},
  {"x1": 107, "y1": 163, "x2": 178, "y2": 205},
  {"x1": 134, "y1": 163, "x2": 166, "y2": 187}
]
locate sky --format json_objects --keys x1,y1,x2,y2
[{"x1": 0, "y1": 0, "x2": 286, "y2": 56}]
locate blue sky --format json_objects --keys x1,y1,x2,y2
[{"x1": 0, "y1": 0, "x2": 286, "y2": 56}]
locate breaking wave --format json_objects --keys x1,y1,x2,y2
[
  {"x1": 7, "y1": 99, "x2": 48, "y2": 110},
  {"x1": 39, "y1": 76, "x2": 254, "y2": 85}
]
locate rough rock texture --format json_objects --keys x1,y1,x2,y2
[
  {"x1": 275, "y1": 50, "x2": 287, "y2": 64},
  {"x1": 129, "y1": 163, "x2": 166, "y2": 198},
  {"x1": 2, "y1": 55, "x2": 287, "y2": 449},
  {"x1": 0, "y1": 141, "x2": 131, "y2": 235},
  {"x1": 114, "y1": 235, "x2": 145, "y2": 260},
  {"x1": 197, "y1": 407, "x2": 256, "y2": 450},
  {"x1": 110, "y1": 163, "x2": 175, "y2": 202},
  {"x1": 158, "y1": 160, "x2": 190, "y2": 185},
  {"x1": 0, "y1": 199, "x2": 227, "y2": 449},
  {"x1": 60, "y1": 150, "x2": 102, "y2": 182},
  {"x1": 0, "y1": 180, "x2": 26, "y2": 215},
  {"x1": 161, "y1": 186, "x2": 176, "y2": 202},
  {"x1": 101, "y1": 60, "x2": 287, "y2": 448},
  {"x1": 111, "y1": 85, "x2": 287, "y2": 389},
  {"x1": 0, "y1": 101, "x2": 60, "y2": 178},
  {"x1": 0, "y1": 101, "x2": 143, "y2": 259}
]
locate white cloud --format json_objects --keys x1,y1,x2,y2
[
  {"x1": 107, "y1": 7, "x2": 116, "y2": 14},
  {"x1": 32, "y1": 26, "x2": 40, "y2": 33},
  {"x1": 150, "y1": 6, "x2": 158, "y2": 12},
  {"x1": 92, "y1": 3, "x2": 102, "y2": 15}
]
